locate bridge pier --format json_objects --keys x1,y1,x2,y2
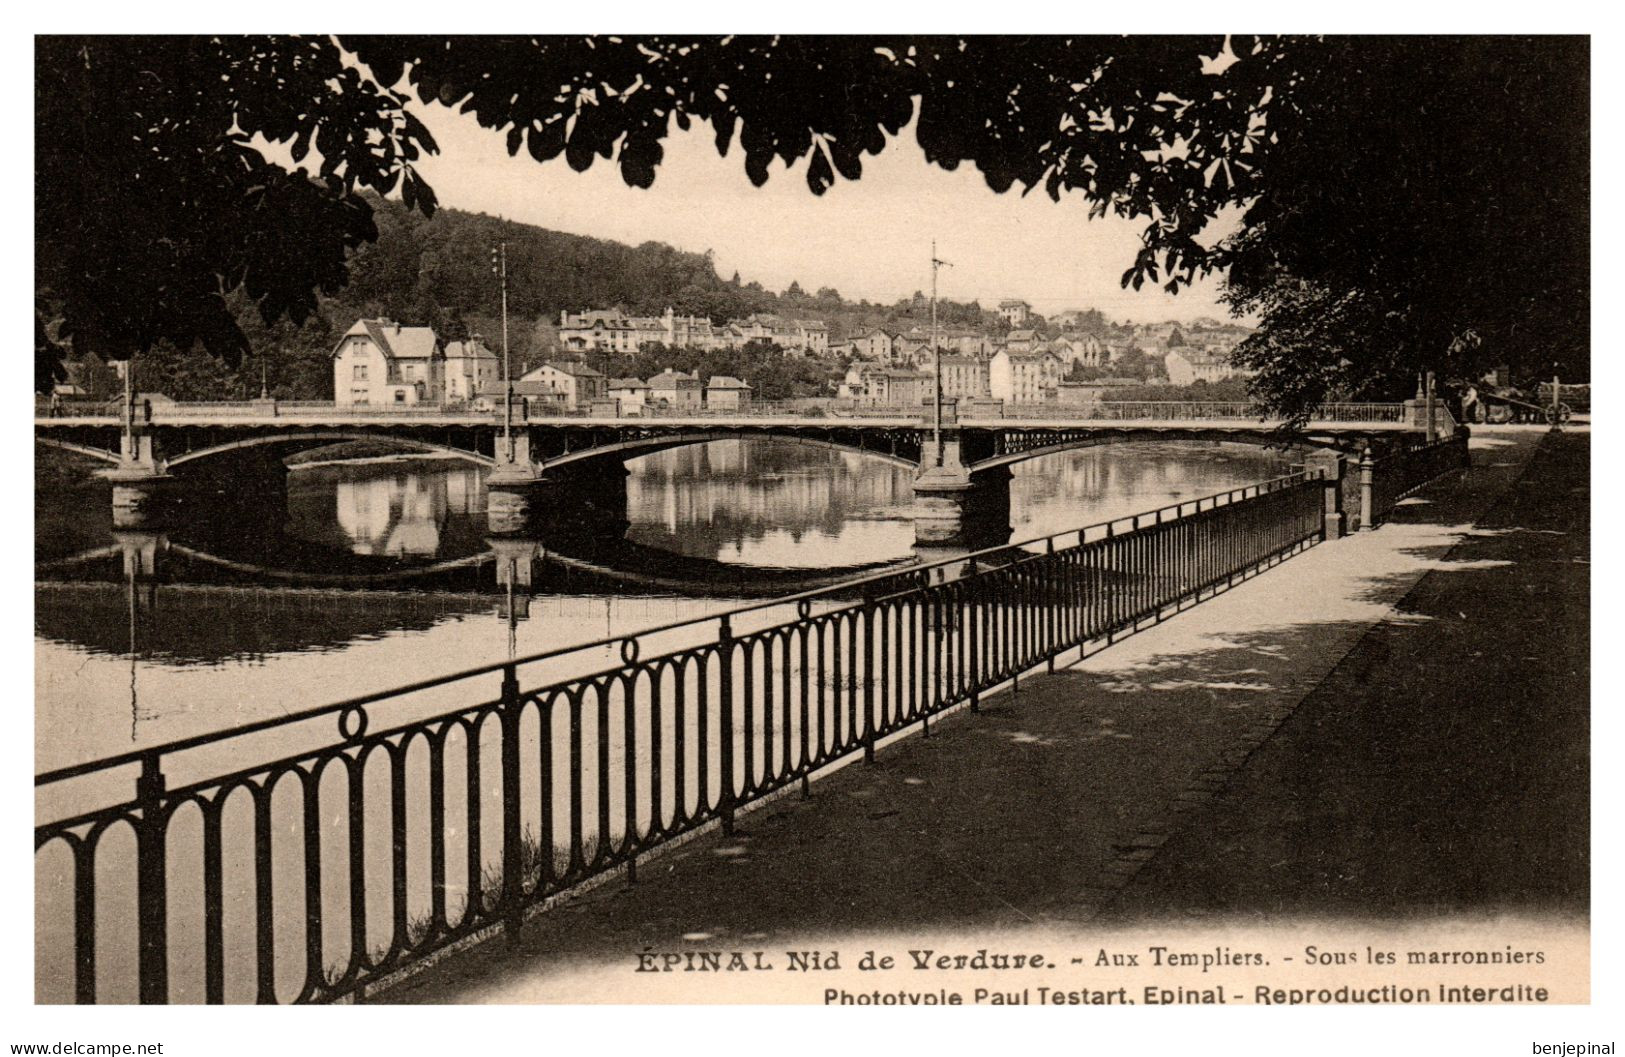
[
  {"x1": 913, "y1": 461, "x2": 1012, "y2": 548},
  {"x1": 103, "y1": 422, "x2": 176, "y2": 528},
  {"x1": 487, "y1": 435, "x2": 549, "y2": 534},
  {"x1": 487, "y1": 449, "x2": 630, "y2": 541}
]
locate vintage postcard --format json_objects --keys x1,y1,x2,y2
[{"x1": 23, "y1": 26, "x2": 1596, "y2": 1056}]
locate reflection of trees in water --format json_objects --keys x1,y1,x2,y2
[
  {"x1": 34, "y1": 442, "x2": 1293, "y2": 671},
  {"x1": 34, "y1": 581, "x2": 492, "y2": 667},
  {"x1": 1010, "y1": 442, "x2": 1292, "y2": 528},
  {"x1": 32, "y1": 528, "x2": 900, "y2": 668},
  {"x1": 626, "y1": 441, "x2": 913, "y2": 555}
]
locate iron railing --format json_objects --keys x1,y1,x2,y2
[
  {"x1": 973, "y1": 401, "x2": 1407, "y2": 423},
  {"x1": 36, "y1": 473, "x2": 1329, "y2": 1004},
  {"x1": 1364, "y1": 431, "x2": 1471, "y2": 527}
]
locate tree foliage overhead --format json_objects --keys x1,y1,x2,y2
[
  {"x1": 38, "y1": 35, "x2": 1587, "y2": 418},
  {"x1": 36, "y1": 36, "x2": 438, "y2": 388},
  {"x1": 1218, "y1": 37, "x2": 1589, "y2": 415},
  {"x1": 344, "y1": 34, "x2": 1587, "y2": 414}
]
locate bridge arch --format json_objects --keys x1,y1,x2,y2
[
  {"x1": 542, "y1": 429, "x2": 919, "y2": 473},
  {"x1": 163, "y1": 432, "x2": 497, "y2": 471},
  {"x1": 36, "y1": 437, "x2": 122, "y2": 465},
  {"x1": 965, "y1": 428, "x2": 1364, "y2": 477}
]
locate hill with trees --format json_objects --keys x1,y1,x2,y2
[{"x1": 71, "y1": 195, "x2": 1013, "y2": 401}]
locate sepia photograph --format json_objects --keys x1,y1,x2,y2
[{"x1": 19, "y1": 19, "x2": 1602, "y2": 1053}]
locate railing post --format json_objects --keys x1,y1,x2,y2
[
  {"x1": 1045, "y1": 537, "x2": 1057, "y2": 672},
  {"x1": 135, "y1": 754, "x2": 169, "y2": 1004},
  {"x1": 967, "y1": 557, "x2": 980, "y2": 714},
  {"x1": 1357, "y1": 445, "x2": 1376, "y2": 531},
  {"x1": 718, "y1": 616, "x2": 736, "y2": 836},
  {"x1": 499, "y1": 663, "x2": 525, "y2": 944},
  {"x1": 863, "y1": 598, "x2": 877, "y2": 764}
]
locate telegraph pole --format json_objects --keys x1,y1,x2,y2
[
  {"x1": 492, "y1": 241, "x2": 513, "y2": 460},
  {"x1": 930, "y1": 241, "x2": 952, "y2": 465}
]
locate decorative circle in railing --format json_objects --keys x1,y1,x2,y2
[
  {"x1": 796, "y1": 600, "x2": 813, "y2": 621},
  {"x1": 338, "y1": 705, "x2": 370, "y2": 743},
  {"x1": 620, "y1": 638, "x2": 641, "y2": 665}
]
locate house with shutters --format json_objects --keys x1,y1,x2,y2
[
  {"x1": 850, "y1": 329, "x2": 899, "y2": 364},
  {"x1": 607, "y1": 377, "x2": 651, "y2": 415},
  {"x1": 989, "y1": 348, "x2": 1062, "y2": 403},
  {"x1": 333, "y1": 319, "x2": 445, "y2": 407},
  {"x1": 443, "y1": 337, "x2": 500, "y2": 404},
  {"x1": 704, "y1": 375, "x2": 754, "y2": 411},
  {"x1": 647, "y1": 369, "x2": 704, "y2": 411},
  {"x1": 517, "y1": 361, "x2": 607, "y2": 410}
]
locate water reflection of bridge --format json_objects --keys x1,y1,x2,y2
[{"x1": 35, "y1": 525, "x2": 917, "y2": 667}]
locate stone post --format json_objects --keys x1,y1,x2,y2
[
  {"x1": 1306, "y1": 450, "x2": 1345, "y2": 540},
  {"x1": 1357, "y1": 445, "x2": 1376, "y2": 531},
  {"x1": 1425, "y1": 371, "x2": 1437, "y2": 443}
]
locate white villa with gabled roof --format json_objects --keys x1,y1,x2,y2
[{"x1": 333, "y1": 319, "x2": 445, "y2": 407}]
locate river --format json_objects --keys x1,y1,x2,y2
[{"x1": 34, "y1": 438, "x2": 1290, "y2": 1002}]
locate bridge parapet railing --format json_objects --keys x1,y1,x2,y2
[
  {"x1": 36, "y1": 469, "x2": 1328, "y2": 1005},
  {"x1": 37, "y1": 399, "x2": 1412, "y2": 427},
  {"x1": 1362, "y1": 430, "x2": 1471, "y2": 528},
  {"x1": 1314, "y1": 402, "x2": 1407, "y2": 423},
  {"x1": 979, "y1": 401, "x2": 1406, "y2": 424},
  {"x1": 989, "y1": 401, "x2": 1260, "y2": 421}
]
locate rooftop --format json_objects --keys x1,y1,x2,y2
[
  {"x1": 540, "y1": 360, "x2": 605, "y2": 378},
  {"x1": 345, "y1": 319, "x2": 441, "y2": 361},
  {"x1": 444, "y1": 339, "x2": 497, "y2": 362},
  {"x1": 647, "y1": 369, "x2": 702, "y2": 387}
]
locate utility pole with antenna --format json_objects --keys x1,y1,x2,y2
[
  {"x1": 492, "y1": 240, "x2": 513, "y2": 461},
  {"x1": 930, "y1": 240, "x2": 952, "y2": 466}
]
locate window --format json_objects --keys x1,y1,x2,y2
[
  {"x1": 352, "y1": 364, "x2": 368, "y2": 381},
  {"x1": 394, "y1": 390, "x2": 407, "y2": 404}
]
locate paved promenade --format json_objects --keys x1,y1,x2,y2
[{"x1": 380, "y1": 426, "x2": 1587, "y2": 1003}]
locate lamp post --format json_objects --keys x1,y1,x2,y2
[
  {"x1": 930, "y1": 241, "x2": 952, "y2": 465},
  {"x1": 492, "y1": 241, "x2": 512, "y2": 461}
]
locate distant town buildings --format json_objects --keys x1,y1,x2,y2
[
  {"x1": 1003, "y1": 329, "x2": 1040, "y2": 354},
  {"x1": 1164, "y1": 347, "x2": 1253, "y2": 386},
  {"x1": 557, "y1": 308, "x2": 827, "y2": 355},
  {"x1": 989, "y1": 348, "x2": 1063, "y2": 404},
  {"x1": 851, "y1": 328, "x2": 899, "y2": 364},
  {"x1": 443, "y1": 337, "x2": 499, "y2": 403},
  {"x1": 646, "y1": 369, "x2": 704, "y2": 411},
  {"x1": 1047, "y1": 334, "x2": 1107, "y2": 370},
  {"x1": 937, "y1": 355, "x2": 992, "y2": 400},
  {"x1": 608, "y1": 377, "x2": 651, "y2": 415},
  {"x1": 998, "y1": 299, "x2": 1033, "y2": 326},
  {"x1": 327, "y1": 306, "x2": 1252, "y2": 412},
  {"x1": 516, "y1": 360, "x2": 607, "y2": 411},
  {"x1": 838, "y1": 363, "x2": 932, "y2": 408},
  {"x1": 703, "y1": 375, "x2": 754, "y2": 411}
]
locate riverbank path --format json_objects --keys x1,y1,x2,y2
[{"x1": 378, "y1": 425, "x2": 1587, "y2": 1003}]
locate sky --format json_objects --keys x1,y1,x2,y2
[{"x1": 406, "y1": 99, "x2": 1248, "y2": 326}]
